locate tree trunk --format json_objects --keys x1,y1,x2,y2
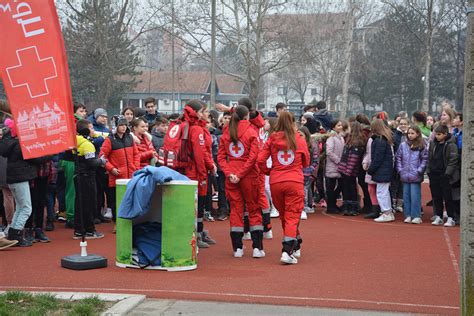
[
  {"x1": 422, "y1": 5, "x2": 434, "y2": 113},
  {"x1": 461, "y1": 1, "x2": 474, "y2": 314},
  {"x1": 340, "y1": 0, "x2": 355, "y2": 119}
]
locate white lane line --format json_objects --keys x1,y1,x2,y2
[
  {"x1": 0, "y1": 286, "x2": 459, "y2": 310},
  {"x1": 443, "y1": 227, "x2": 461, "y2": 284}
]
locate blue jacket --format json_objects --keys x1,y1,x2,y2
[
  {"x1": 87, "y1": 114, "x2": 111, "y2": 152},
  {"x1": 313, "y1": 109, "x2": 334, "y2": 131},
  {"x1": 367, "y1": 135, "x2": 394, "y2": 183},
  {"x1": 118, "y1": 166, "x2": 190, "y2": 219},
  {"x1": 395, "y1": 141, "x2": 428, "y2": 183},
  {"x1": 452, "y1": 128, "x2": 462, "y2": 152}
]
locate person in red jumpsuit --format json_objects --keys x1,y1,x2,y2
[
  {"x1": 217, "y1": 105, "x2": 264, "y2": 258},
  {"x1": 257, "y1": 111, "x2": 309, "y2": 264},
  {"x1": 178, "y1": 100, "x2": 210, "y2": 248}
]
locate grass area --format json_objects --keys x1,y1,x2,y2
[{"x1": 0, "y1": 291, "x2": 112, "y2": 316}]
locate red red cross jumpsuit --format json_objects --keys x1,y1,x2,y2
[
  {"x1": 217, "y1": 120, "x2": 262, "y2": 252},
  {"x1": 257, "y1": 131, "x2": 309, "y2": 255}
]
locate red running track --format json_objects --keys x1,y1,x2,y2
[{"x1": 0, "y1": 185, "x2": 460, "y2": 315}]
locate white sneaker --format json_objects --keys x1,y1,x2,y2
[
  {"x1": 234, "y1": 248, "x2": 244, "y2": 258},
  {"x1": 374, "y1": 212, "x2": 395, "y2": 223},
  {"x1": 305, "y1": 206, "x2": 315, "y2": 214},
  {"x1": 403, "y1": 216, "x2": 412, "y2": 224},
  {"x1": 411, "y1": 217, "x2": 422, "y2": 224},
  {"x1": 252, "y1": 248, "x2": 266, "y2": 258},
  {"x1": 102, "y1": 207, "x2": 113, "y2": 219},
  {"x1": 444, "y1": 217, "x2": 456, "y2": 227},
  {"x1": 270, "y1": 208, "x2": 279, "y2": 218},
  {"x1": 263, "y1": 230, "x2": 273, "y2": 239},
  {"x1": 293, "y1": 249, "x2": 301, "y2": 258},
  {"x1": 432, "y1": 216, "x2": 444, "y2": 226},
  {"x1": 395, "y1": 206, "x2": 404, "y2": 213},
  {"x1": 242, "y1": 232, "x2": 251, "y2": 240},
  {"x1": 300, "y1": 211, "x2": 307, "y2": 220},
  {"x1": 280, "y1": 252, "x2": 298, "y2": 264}
]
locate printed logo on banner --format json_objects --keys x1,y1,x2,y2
[
  {"x1": 6, "y1": 46, "x2": 57, "y2": 98},
  {"x1": 168, "y1": 125, "x2": 180, "y2": 138},
  {"x1": 17, "y1": 102, "x2": 67, "y2": 141},
  {"x1": 277, "y1": 150, "x2": 295, "y2": 166},
  {"x1": 229, "y1": 141, "x2": 245, "y2": 158}
]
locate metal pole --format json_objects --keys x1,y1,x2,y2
[
  {"x1": 210, "y1": 0, "x2": 217, "y2": 108},
  {"x1": 171, "y1": 0, "x2": 176, "y2": 113}
]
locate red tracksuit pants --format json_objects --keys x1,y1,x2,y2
[
  {"x1": 227, "y1": 176, "x2": 262, "y2": 232},
  {"x1": 270, "y1": 181, "x2": 304, "y2": 239}
]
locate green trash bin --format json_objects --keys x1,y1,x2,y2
[{"x1": 115, "y1": 179, "x2": 198, "y2": 271}]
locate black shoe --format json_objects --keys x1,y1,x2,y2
[
  {"x1": 364, "y1": 205, "x2": 380, "y2": 219},
  {"x1": 201, "y1": 230, "x2": 216, "y2": 244},
  {"x1": 426, "y1": 200, "x2": 433, "y2": 206},
  {"x1": 7, "y1": 228, "x2": 32, "y2": 247},
  {"x1": 73, "y1": 231, "x2": 104, "y2": 240},
  {"x1": 45, "y1": 221, "x2": 55, "y2": 231},
  {"x1": 24, "y1": 228, "x2": 35, "y2": 243},
  {"x1": 34, "y1": 228, "x2": 50, "y2": 243}
]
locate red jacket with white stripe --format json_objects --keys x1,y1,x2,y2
[
  {"x1": 257, "y1": 131, "x2": 310, "y2": 184},
  {"x1": 217, "y1": 120, "x2": 259, "y2": 179}
]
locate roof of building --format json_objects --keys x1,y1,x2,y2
[{"x1": 131, "y1": 71, "x2": 245, "y2": 95}]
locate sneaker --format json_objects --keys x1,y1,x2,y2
[
  {"x1": 243, "y1": 232, "x2": 251, "y2": 240},
  {"x1": 103, "y1": 208, "x2": 113, "y2": 219},
  {"x1": 0, "y1": 237, "x2": 18, "y2": 250},
  {"x1": 280, "y1": 252, "x2": 298, "y2": 264},
  {"x1": 395, "y1": 206, "x2": 404, "y2": 213},
  {"x1": 73, "y1": 231, "x2": 105, "y2": 239},
  {"x1": 374, "y1": 212, "x2": 395, "y2": 223},
  {"x1": 56, "y1": 212, "x2": 66, "y2": 222},
  {"x1": 300, "y1": 211, "x2": 307, "y2": 220},
  {"x1": 403, "y1": 217, "x2": 412, "y2": 224},
  {"x1": 24, "y1": 228, "x2": 35, "y2": 243},
  {"x1": 444, "y1": 217, "x2": 456, "y2": 227},
  {"x1": 293, "y1": 249, "x2": 301, "y2": 258},
  {"x1": 263, "y1": 230, "x2": 273, "y2": 239},
  {"x1": 202, "y1": 231, "x2": 216, "y2": 244},
  {"x1": 253, "y1": 248, "x2": 265, "y2": 258},
  {"x1": 212, "y1": 193, "x2": 219, "y2": 202},
  {"x1": 305, "y1": 206, "x2": 315, "y2": 214},
  {"x1": 204, "y1": 211, "x2": 215, "y2": 222},
  {"x1": 34, "y1": 228, "x2": 50, "y2": 243},
  {"x1": 234, "y1": 248, "x2": 244, "y2": 258},
  {"x1": 430, "y1": 215, "x2": 437, "y2": 221},
  {"x1": 319, "y1": 199, "x2": 327, "y2": 208},
  {"x1": 431, "y1": 216, "x2": 444, "y2": 226},
  {"x1": 45, "y1": 221, "x2": 55, "y2": 231},
  {"x1": 411, "y1": 217, "x2": 422, "y2": 224},
  {"x1": 216, "y1": 213, "x2": 228, "y2": 221},
  {"x1": 270, "y1": 208, "x2": 279, "y2": 218}
]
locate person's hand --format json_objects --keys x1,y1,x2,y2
[
  {"x1": 229, "y1": 174, "x2": 240, "y2": 184},
  {"x1": 213, "y1": 164, "x2": 217, "y2": 175},
  {"x1": 216, "y1": 103, "x2": 231, "y2": 112},
  {"x1": 111, "y1": 168, "x2": 120, "y2": 176}
]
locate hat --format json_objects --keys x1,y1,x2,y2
[
  {"x1": 94, "y1": 108, "x2": 108, "y2": 119},
  {"x1": 134, "y1": 107, "x2": 146, "y2": 118},
  {"x1": 303, "y1": 112, "x2": 314, "y2": 119},
  {"x1": 116, "y1": 115, "x2": 128, "y2": 126}
]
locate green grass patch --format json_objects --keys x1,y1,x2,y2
[{"x1": 0, "y1": 291, "x2": 111, "y2": 316}]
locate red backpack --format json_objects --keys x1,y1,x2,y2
[{"x1": 157, "y1": 120, "x2": 190, "y2": 169}]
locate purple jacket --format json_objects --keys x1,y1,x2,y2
[{"x1": 395, "y1": 141, "x2": 428, "y2": 183}]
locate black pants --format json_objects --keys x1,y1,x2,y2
[
  {"x1": 74, "y1": 173, "x2": 97, "y2": 233},
  {"x1": 205, "y1": 173, "x2": 216, "y2": 214},
  {"x1": 390, "y1": 173, "x2": 403, "y2": 201},
  {"x1": 108, "y1": 186, "x2": 117, "y2": 222},
  {"x1": 429, "y1": 173, "x2": 455, "y2": 218},
  {"x1": 0, "y1": 190, "x2": 5, "y2": 225},
  {"x1": 96, "y1": 167, "x2": 111, "y2": 219},
  {"x1": 197, "y1": 195, "x2": 205, "y2": 233},
  {"x1": 56, "y1": 170, "x2": 66, "y2": 212},
  {"x1": 217, "y1": 170, "x2": 229, "y2": 211},
  {"x1": 342, "y1": 175, "x2": 357, "y2": 202},
  {"x1": 316, "y1": 168, "x2": 325, "y2": 201},
  {"x1": 357, "y1": 170, "x2": 372, "y2": 210},
  {"x1": 325, "y1": 177, "x2": 339, "y2": 210},
  {"x1": 26, "y1": 176, "x2": 49, "y2": 229}
]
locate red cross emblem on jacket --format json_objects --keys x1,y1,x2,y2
[
  {"x1": 229, "y1": 141, "x2": 245, "y2": 158},
  {"x1": 277, "y1": 150, "x2": 295, "y2": 166}
]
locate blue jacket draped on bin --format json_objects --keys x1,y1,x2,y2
[{"x1": 118, "y1": 166, "x2": 190, "y2": 219}]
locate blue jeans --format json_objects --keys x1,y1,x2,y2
[
  {"x1": 402, "y1": 182, "x2": 421, "y2": 218},
  {"x1": 8, "y1": 181, "x2": 32, "y2": 230},
  {"x1": 47, "y1": 184, "x2": 57, "y2": 222}
]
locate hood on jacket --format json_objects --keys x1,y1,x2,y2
[
  {"x1": 222, "y1": 120, "x2": 252, "y2": 140},
  {"x1": 183, "y1": 106, "x2": 200, "y2": 125},
  {"x1": 271, "y1": 131, "x2": 304, "y2": 151},
  {"x1": 249, "y1": 111, "x2": 265, "y2": 129}
]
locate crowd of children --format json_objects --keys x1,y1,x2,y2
[{"x1": 0, "y1": 98, "x2": 464, "y2": 266}]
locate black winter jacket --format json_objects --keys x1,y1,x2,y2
[
  {"x1": 427, "y1": 134, "x2": 460, "y2": 184},
  {"x1": 367, "y1": 135, "x2": 394, "y2": 183},
  {"x1": 0, "y1": 136, "x2": 37, "y2": 184}
]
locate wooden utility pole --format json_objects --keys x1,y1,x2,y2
[
  {"x1": 461, "y1": 1, "x2": 474, "y2": 315},
  {"x1": 340, "y1": 0, "x2": 355, "y2": 119}
]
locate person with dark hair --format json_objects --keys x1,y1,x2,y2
[
  {"x1": 131, "y1": 117, "x2": 157, "y2": 168},
  {"x1": 313, "y1": 100, "x2": 333, "y2": 131},
  {"x1": 303, "y1": 115, "x2": 321, "y2": 134},
  {"x1": 74, "y1": 103, "x2": 87, "y2": 121},
  {"x1": 303, "y1": 104, "x2": 317, "y2": 113},
  {"x1": 122, "y1": 106, "x2": 135, "y2": 124},
  {"x1": 144, "y1": 97, "x2": 161, "y2": 125},
  {"x1": 452, "y1": 112, "x2": 463, "y2": 153},
  {"x1": 275, "y1": 103, "x2": 287, "y2": 116},
  {"x1": 73, "y1": 119, "x2": 105, "y2": 239},
  {"x1": 427, "y1": 124, "x2": 459, "y2": 227},
  {"x1": 411, "y1": 111, "x2": 430, "y2": 138},
  {"x1": 297, "y1": 126, "x2": 319, "y2": 219},
  {"x1": 257, "y1": 112, "x2": 309, "y2": 264},
  {"x1": 151, "y1": 117, "x2": 169, "y2": 153},
  {"x1": 325, "y1": 120, "x2": 347, "y2": 214},
  {"x1": 218, "y1": 105, "x2": 264, "y2": 258}
]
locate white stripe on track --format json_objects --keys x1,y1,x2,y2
[
  {"x1": 443, "y1": 227, "x2": 461, "y2": 284},
  {"x1": 0, "y1": 285, "x2": 459, "y2": 310}
]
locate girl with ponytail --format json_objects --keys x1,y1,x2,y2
[
  {"x1": 257, "y1": 112, "x2": 310, "y2": 265},
  {"x1": 217, "y1": 105, "x2": 264, "y2": 258}
]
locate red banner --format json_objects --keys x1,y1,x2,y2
[{"x1": 0, "y1": 0, "x2": 76, "y2": 159}]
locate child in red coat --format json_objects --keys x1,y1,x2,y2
[
  {"x1": 257, "y1": 112, "x2": 309, "y2": 264},
  {"x1": 217, "y1": 105, "x2": 263, "y2": 258}
]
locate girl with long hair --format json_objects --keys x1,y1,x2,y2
[
  {"x1": 257, "y1": 112, "x2": 309, "y2": 264},
  {"x1": 217, "y1": 105, "x2": 263, "y2": 258},
  {"x1": 368, "y1": 119, "x2": 395, "y2": 222},
  {"x1": 337, "y1": 121, "x2": 366, "y2": 216},
  {"x1": 298, "y1": 126, "x2": 319, "y2": 219},
  {"x1": 395, "y1": 125, "x2": 428, "y2": 224},
  {"x1": 131, "y1": 117, "x2": 157, "y2": 169}
]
